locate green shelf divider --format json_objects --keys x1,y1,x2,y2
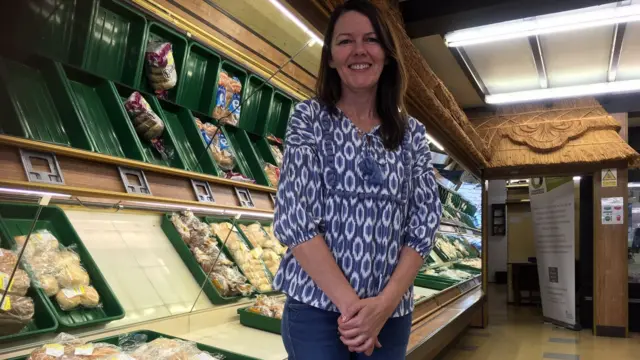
[
  {"x1": 0, "y1": 233, "x2": 58, "y2": 343},
  {"x1": 414, "y1": 274, "x2": 460, "y2": 291},
  {"x1": 75, "y1": 0, "x2": 148, "y2": 88},
  {"x1": 157, "y1": 99, "x2": 218, "y2": 175},
  {"x1": 0, "y1": 203, "x2": 125, "y2": 330},
  {"x1": 178, "y1": 42, "x2": 221, "y2": 115},
  {"x1": 223, "y1": 127, "x2": 267, "y2": 185},
  {"x1": 139, "y1": 22, "x2": 188, "y2": 102},
  {"x1": 237, "y1": 307, "x2": 281, "y2": 334},
  {"x1": 0, "y1": 56, "x2": 93, "y2": 150},
  {"x1": 267, "y1": 91, "x2": 294, "y2": 140},
  {"x1": 239, "y1": 75, "x2": 274, "y2": 136},
  {"x1": 61, "y1": 64, "x2": 146, "y2": 160},
  {"x1": 160, "y1": 214, "x2": 242, "y2": 305},
  {"x1": 7, "y1": 330, "x2": 260, "y2": 360}
]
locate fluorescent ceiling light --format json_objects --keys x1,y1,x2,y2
[
  {"x1": 573, "y1": 176, "x2": 582, "y2": 181},
  {"x1": 0, "y1": 187, "x2": 71, "y2": 199},
  {"x1": 268, "y1": 0, "x2": 323, "y2": 46},
  {"x1": 485, "y1": 79, "x2": 640, "y2": 104},
  {"x1": 445, "y1": 2, "x2": 640, "y2": 47},
  {"x1": 127, "y1": 201, "x2": 274, "y2": 220},
  {"x1": 630, "y1": 183, "x2": 640, "y2": 188}
]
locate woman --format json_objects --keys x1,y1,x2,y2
[{"x1": 273, "y1": 1, "x2": 442, "y2": 358}]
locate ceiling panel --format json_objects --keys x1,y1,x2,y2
[
  {"x1": 412, "y1": 35, "x2": 484, "y2": 108},
  {"x1": 464, "y1": 38, "x2": 540, "y2": 94},
  {"x1": 617, "y1": 22, "x2": 640, "y2": 81},
  {"x1": 540, "y1": 25, "x2": 614, "y2": 87}
]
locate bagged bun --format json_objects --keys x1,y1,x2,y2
[
  {"x1": 55, "y1": 285, "x2": 100, "y2": 311},
  {"x1": 56, "y1": 264, "x2": 90, "y2": 288},
  {"x1": 39, "y1": 275, "x2": 59, "y2": 297},
  {"x1": 0, "y1": 265, "x2": 31, "y2": 296},
  {"x1": 0, "y1": 295, "x2": 35, "y2": 336}
]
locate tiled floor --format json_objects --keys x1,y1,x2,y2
[
  {"x1": 439, "y1": 284, "x2": 640, "y2": 360},
  {"x1": 64, "y1": 209, "x2": 213, "y2": 325}
]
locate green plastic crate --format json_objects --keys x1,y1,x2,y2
[
  {"x1": 249, "y1": 135, "x2": 280, "y2": 167},
  {"x1": 7, "y1": 330, "x2": 260, "y2": 360},
  {"x1": 182, "y1": 111, "x2": 225, "y2": 177},
  {"x1": 267, "y1": 91, "x2": 294, "y2": 140},
  {"x1": 157, "y1": 100, "x2": 219, "y2": 174},
  {"x1": 453, "y1": 262, "x2": 482, "y2": 274},
  {"x1": 414, "y1": 275, "x2": 460, "y2": 291},
  {"x1": 237, "y1": 307, "x2": 281, "y2": 334},
  {"x1": 239, "y1": 75, "x2": 274, "y2": 136},
  {"x1": 0, "y1": 203, "x2": 125, "y2": 329},
  {"x1": 178, "y1": 42, "x2": 221, "y2": 115},
  {"x1": 160, "y1": 214, "x2": 242, "y2": 305},
  {"x1": 204, "y1": 217, "x2": 274, "y2": 295},
  {"x1": 0, "y1": 56, "x2": 93, "y2": 150},
  {"x1": 0, "y1": 237, "x2": 58, "y2": 343},
  {"x1": 223, "y1": 127, "x2": 266, "y2": 185},
  {"x1": 61, "y1": 64, "x2": 146, "y2": 159},
  {"x1": 75, "y1": 0, "x2": 148, "y2": 87},
  {"x1": 139, "y1": 22, "x2": 188, "y2": 102}
]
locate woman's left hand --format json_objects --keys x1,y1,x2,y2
[{"x1": 338, "y1": 296, "x2": 395, "y2": 352}]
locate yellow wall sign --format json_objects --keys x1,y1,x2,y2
[{"x1": 601, "y1": 169, "x2": 618, "y2": 187}]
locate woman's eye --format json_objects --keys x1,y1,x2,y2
[
  {"x1": 366, "y1": 37, "x2": 379, "y2": 43},
  {"x1": 337, "y1": 39, "x2": 351, "y2": 45}
]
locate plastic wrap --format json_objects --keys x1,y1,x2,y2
[
  {"x1": 212, "y1": 71, "x2": 241, "y2": 126},
  {"x1": 0, "y1": 248, "x2": 18, "y2": 269},
  {"x1": 131, "y1": 337, "x2": 225, "y2": 360},
  {"x1": 0, "y1": 264, "x2": 31, "y2": 296},
  {"x1": 269, "y1": 145, "x2": 283, "y2": 167},
  {"x1": 239, "y1": 223, "x2": 283, "y2": 276},
  {"x1": 223, "y1": 171, "x2": 254, "y2": 183},
  {"x1": 459, "y1": 258, "x2": 481, "y2": 269},
  {"x1": 247, "y1": 295, "x2": 284, "y2": 319},
  {"x1": 15, "y1": 231, "x2": 101, "y2": 310},
  {"x1": 263, "y1": 163, "x2": 280, "y2": 187},
  {"x1": 211, "y1": 223, "x2": 272, "y2": 292},
  {"x1": 0, "y1": 295, "x2": 34, "y2": 336},
  {"x1": 124, "y1": 91, "x2": 173, "y2": 160},
  {"x1": 145, "y1": 40, "x2": 178, "y2": 99},
  {"x1": 27, "y1": 333, "x2": 123, "y2": 360}
]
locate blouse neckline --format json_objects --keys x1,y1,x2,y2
[{"x1": 334, "y1": 105, "x2": 381, "y2": 137}]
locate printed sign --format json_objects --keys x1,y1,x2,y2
[
  {"x1": 601, "y1": 197, "x2": 624, "y2": 225},
  {"x1": 601, "y1": 169, "x2": 617, "y2": 187}
]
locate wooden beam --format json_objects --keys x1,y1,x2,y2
[{"x1": 593, "y1": 167, "x2": 628, "y2": 337}]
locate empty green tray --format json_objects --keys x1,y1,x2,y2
[
  {"x1": 239, "y1": 75, "x2": 273, "y2": 136},
  {"x1": 0, "y1": 203, "x2": 125, "y2": 329},
  {"x1": 160, "y1": 214, "x2": 243, "y2": 305},
  {"x1": 237, "y1": 307, "x2": 281, "y2": 334},
  {"x1": 0, "y1": 56, "x2": 92, "y2": 150},
  {"x1": 266, "y1": 91, "x2": 294, "y2": 140},
  {"x1": 75, "y1": 0, "x2": 148, "y2": 87},
  {"x1": 177, "y1": 42, "x2": 221, "y2": 115},
  {"x1": 223, "y1": 127, "x2": 266, "y2": 185},
  {"x1": 8, "y1": 330, "x2": 260, "y2": 360},
  {"x1": 139, "y1": 22, "x2": 188, "y2": 102}
]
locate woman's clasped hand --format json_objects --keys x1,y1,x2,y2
[{"x1": 338, "y1": 295, "x2": 396, "y2": 356}]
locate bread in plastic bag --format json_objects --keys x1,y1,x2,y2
[
  {"x1": 0, "y1": 264, "x2": 31, "y2": 296},
  {"x1": 124, "y1": 91, "x2": 173, "y2": 161},
  {"x1": 145, "y1": 40, "x2": 178, "y2": 99},
  {"x1": 269, "y1": 144, "x2": 283, "y2": 167},
  {"x1": 0, "y1": 248, "x2": 18, "y2": 269},
  {"x1": 131, "y1": 337, "x2": 224, "y2": 360},
  {"x1": 263, "y1": 163, "x2": 280, "y2": 187},
  {"x1": 0, "y1": 295, "x2": 35, "y2": 336},
  {"x1": 247, "y1": 295, "x2": 285, "y2": 319},
  {"x1": 213, "y1": 71, "x2": 231, "y2": 121},
  {"x1": 223, "y1": 171, "x2": 254, "y2": 183},
  {"x1": 27, "y1": 333, "x2": 123, "y2": 360},
  {"x1": 223, "y1": 76, "x2": 242, "y2": 126},
  {"x1": 238, "y1": 223, "x2": 283, "y2": 276},
  {"x1": 55, "y1": 285, "x2": 100, "y2": 311}
]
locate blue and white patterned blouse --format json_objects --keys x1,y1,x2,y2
[{"x1": 273, "y1": 99, "x2": 442, "y2": 318}]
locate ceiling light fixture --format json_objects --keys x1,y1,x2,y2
[
  {"x1": 573, "y1": 176, "x2": 582, "y2": 181},
  {"x1": 445, "y1": 2, "x2": 640, "y2": 47},
  {"x1": 485, "y1": 79, "x2": 640, "y2": 104},
  {"x1": 268, "y1": 0, "x2": 324, "y2": 46}
]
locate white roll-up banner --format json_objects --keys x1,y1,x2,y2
[{"x1": 529, "y1": 177, "x2": 578, "y2": 330}]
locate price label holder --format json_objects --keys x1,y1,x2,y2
[
  {"x1": 191, "y1": 180, "x2": 215, "y2": 203},
  {"x1": 234, "y1": 187, "x2": 255, "y2": 208},
  {"x1": 20, "y1": 149, "x2": 65, "y2": 185},
  {"x1": 118, "y1": 167, "x2": 152, "y2": 195}
]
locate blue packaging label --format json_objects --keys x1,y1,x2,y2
[
  {"x1": 215, "y1": 85, "x2": 226, "y2": 107},
  {"x1": 219, "y1": 133, "x2": 230, "y2": 151},
  {"x1": 229, "y1": 93, "x2": 241, "y2": 117}
]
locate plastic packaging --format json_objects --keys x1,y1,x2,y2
[
  {"x1": 170, "y1": 212, "x2": 254, "y2": 297},
  {"x1": 124, "y1": 91, "x2": 173, "y2": 160},
  {"x1": 131, "y1": 337, "x2": 225, "y2": 360},
  {"x1": 263, "y1": 163, "x2": 280, "y2": 187},
  {"x1": 269, "y1": 144, "x2": 283, "y2": 167},
  {"x1": 211, "y1": 222, "x2": 272, "y2": 292},
  {"x1": 26, "y1": 333, "x2": 123, "y2": 359},
  {"x1": 194, "y1": 118, "x2": 236, "y2": 171},
  {"x1": 0, "y1": 264, "x2": 31, "y2": 296},
  {"x1": 247, "y1": 295, "x2": 284, "y2": 319},
  {"x1": 0, "y1": 295, "x2": 35, "y2": 336},
  {"x1": 15, "y1": 231, "x2": 102, "y2": 310},
  {"x1": 145, "y1": 40, "x2": 178, "y2": 99},
  {"x1": 238, "y1": 223, "x2": 284, "y2": 276},
  {"x1": 0, "y1": 249, "x2": 18, "y2": 269},
  {"x1": 224, "y1": 171, "x2": 254, "y2": 183},
  {"x1": 212, "y1": 71, "x2": 242, "y2": 125}
]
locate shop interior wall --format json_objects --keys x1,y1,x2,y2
[{"x1": 487, "y1": 180, "x2": 507, "y2": 283}]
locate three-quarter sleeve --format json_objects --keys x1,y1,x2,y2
[
  {"x1": 404, "y1": 122, "x2": 443, "y2": 258},
  {"x1": 273, "y1": 101, "x2": 324, "y2": 248}
]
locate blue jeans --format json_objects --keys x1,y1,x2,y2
[{"x1": 281, "y1": 297, "x2": 412, "y2": 360}]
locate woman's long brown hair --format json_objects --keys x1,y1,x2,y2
[{"x1": 316, "y1": 0, "x2": 409, "y2": 150}]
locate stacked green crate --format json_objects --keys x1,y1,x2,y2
[
  {"x1": 239, "y1": 75, "x2": 274, "y2": 135},
  {"x1": 177, "y1": 43, "x2": 221, "y2": 115},
  {"x1": 0, "y1": 56, "x2": 92, "y2": 150},
  {"x1": 267, "y1": 91, "x2": 294, "y2": 140},
  {"x1": 74, "y1": 0, "x2": 148, "y2": 87}
]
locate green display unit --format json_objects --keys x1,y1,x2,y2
[
  {"x1": 237, "y1": 307, "x2": 281, "y2": 334},
  {"x1": 239, "y1": 75, "x2": 274, "y2": 136},
  {"x1": 178, "y1": 42, "x2": 222, "y2": 115},
  {"x1": 267, "y1": 91, "x2": 294, "y2": 140},
  {"x1": 0, "y1": 203, "x2": 125, "y2": 329},
  {"x1": 222, "y1": 127, "x2": 267, "y2": 186}
]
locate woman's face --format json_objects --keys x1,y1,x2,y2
[{"x1": 330, "y1": 11, "x2": 386, "y2": 92}]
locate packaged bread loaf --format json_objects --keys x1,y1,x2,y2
[
  {"x1": 264, "y1": 163, "x2": 280, "y2": 187},
  {"x1": 0, "y1": 264, "x2": 31, "y2": 296},
  {"x1": 270, "y1": 144, "x2": 284, "y2": 167},
  {"x1": 55, "y1": 285, "x2": 100, "y2": 311},
  {"x1": 26, "y1": 333, "x2": 122, "y2": 360},
  {"x1": 131, "y1": 337, "x2": 225, "y2": 360},
  {"x1": 145, "y1": 40, "x2": 178, "y2": 99},
  {"x1": 247, "y1": 295, "x2": 285, "y2": 319},
  {"x1": 213, "y1": 71, "x2": 231, "y2": 121},
  {"x1": 0, "y1": 295, "x2": 35, "y2": 336},
  {"x1": 0, "y1": 248, "x2": 18, "y2": 269},
  {"x1": 124, "y1": 91, "x2": 173, "y2": 161}
]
